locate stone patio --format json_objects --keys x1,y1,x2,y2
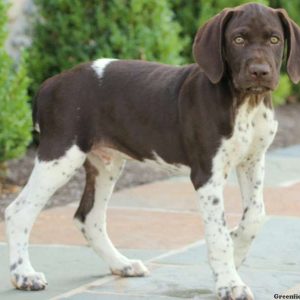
[{"x1": 0, "y1": 145, "x2": 299, "y2": 299}]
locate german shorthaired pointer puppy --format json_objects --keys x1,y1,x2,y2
[{"x1": 5, "y1": 3, "x2": 300, "y2": 299}]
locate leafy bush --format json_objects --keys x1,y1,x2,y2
[
  {"x1": 171, "y1": 0, "x2": 201, "y2": 62},
  {"x1": 27, "y1": 0, "x2": 187, "y2": 95},
  {"x1": 27, "y1": 0, "x2": 299, "y2": 105},
  {"x1": 0, "y1": 2, "x2": 31, "y2": 165},
  {"x1": 198, "y1": 0, "x2": 269, "y2": 25},
  {"x1": 273, "y1": 74, "x2": 292, "y2": 106},
  {"x1": 272, "y1": 0, "x2": 300, "y2": 100}
]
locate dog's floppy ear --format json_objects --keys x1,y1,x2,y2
[
  {"x1": 277, "y1": 9, "x2": 300, "y2": 84},
  {"x1": 193, "y1": 9, "x2": 234, "y2": 84}
]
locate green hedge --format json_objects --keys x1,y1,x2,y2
[
  {"x1": 27, "y1": 0, "x2": 187, "y2": 95},
  {"x1": 27, "y1": 0, "x2": 300, "y2": 104},
  {"x1": 273, "y1": 0, "x2": 300, "y2": 99},
  {"x1": 0, "y1": 2, "x2": 31, "y2": 164},
  {"x1": 171, "y1": 0, "x2": 202, "y2": 62}
]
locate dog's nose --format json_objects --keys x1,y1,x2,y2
[{"x1": 249, "y1": 63, "x2": 271, "y2": 79}]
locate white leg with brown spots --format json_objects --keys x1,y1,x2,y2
[
  {"x1": 231, "y1": 155, "x2": 266, "y2": 268},
  {"x1": 231, "y1": 105, "x2": 277, "y2": 269},
  {"x1": 74, "y1": 152, "x2": 149, "y2": 277},
  {"x1": 197, "y1": 175, "x2": 254, "y2": 300},
  {"x1": 194, "y1": 100, "x2": 277, "y2": 299},
  {"x1": 5, "y1": 145, "x2": 86, "y2": 290}
]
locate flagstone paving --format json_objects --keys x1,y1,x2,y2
[{"x1": 0, "y1": 145, "x2": 299, "y2": 299}]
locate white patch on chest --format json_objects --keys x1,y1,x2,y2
[{"x1": 214, "y1": 98, "x2": 278, "y2": 177}]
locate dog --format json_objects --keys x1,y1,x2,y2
[{"x1": 5, "y1": 3, "x2": 300, "y2": 299}]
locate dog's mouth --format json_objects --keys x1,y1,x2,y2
[
  {"x1": 234, "y1": 78, "x2": 275, "y2": 95},
  {"x1": 245, "y1": 86, "x2": 271, "y2": 94}
]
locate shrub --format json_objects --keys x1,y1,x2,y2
[
  {"x1": 171, "y1": 0, "x2": 201, "y2": 62},
  {"x1": 199, "y1": 0, "x2": 269, "y2": 25},
  {"x1": 27, "y1": 0, "x2": 187, "y2": 96},
  {"x1": 0, "y1": 2, "x2": 31, "y2": 165},
  {"x1": 271, "y1": 0, "x2": 300, "y2": 101},
  {"x1": 27, "y1": 0, "x2": 298, "y2": 106},
  {"x1": 273, "y1": 74, "x2": 292, "y2": 106}
]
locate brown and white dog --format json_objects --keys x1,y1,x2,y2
[{"x1": 5, "y1": 3, "x2": 300, "y2": 299}]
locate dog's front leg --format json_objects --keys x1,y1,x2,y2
[
  {"x1": 231, "y1": 154, "x2": 266, "y2": 268},
  {"x1": 196, "y1": 176, "x2": 254, "y2": 300}
]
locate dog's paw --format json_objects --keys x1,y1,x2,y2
[
  {"x1": 11, "y1": 271, "x2": 47, "y2": 291},
  {"x1": 232, "y1": 285, "x2": 254, "y2": 300},
  {"x1": 111, "y1": 259, "x2": 149, "y2": 277},
  {"x1": 217, "y1": 285, "x2": 254, "y2": 300}
]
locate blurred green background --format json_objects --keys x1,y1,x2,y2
[{"x1": 1, "y1": 0, "x2": 300, "y2": 167}]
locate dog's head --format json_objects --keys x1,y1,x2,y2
[{"x1": 193, "y1": 3, "x2": 300, "y2": 95}]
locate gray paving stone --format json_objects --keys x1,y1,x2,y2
[
  {"x1": 264, "y1": 156, "x2": 300, "y2": 186},
  {"x1": 269, "y1": 145, "x2": 300, "y2": 157},
  {"x1": 86, "y1": 265, "x2": 300, "y2": 300},
  {"x1": 225, "y1": 156, "x2": 300, "y2": 187},
  {"x1": 242, "y1": 269, "x2": 300, "y2": 299},
  {"x1": 89, "y1": 264, "x2": 214, "y2": 299},
  {"x1": 163, "y1": 146, "x2": 300, "y2": 188},
  {"x1": 0, "y1": 244, "x2": 164, "y2": 300},
  {"x1": 80, "y1": 217, "x2": 300, "y2": 300},
  {"x1": 155, "y1": 216, "x2": 300, "y2": 271},
  {"x1": 245, "y1": 216, "x2": 300, "y2": 272},
  {"x1": 263, "y1": 145, "x2": 300, "y2": 186},
  {"x1": 0, "y1": 217, "x2": 298, "y2": 300},
  {"x1": 66, "y1": 292, "x2": 179, "y2": 299},
  {"x1": 154, "y1": 242, "x2": 208, "y2": 266}
]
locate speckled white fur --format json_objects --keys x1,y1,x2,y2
[
  {"x1": 74, "y1": 151, "x2": 149, "y2": 276},
  {"x1": 197, "y1": 98, "x2": 277, "y2": 299},
  {"x1": 5, "y1": 145, "x2": 86, "y2": 290}
]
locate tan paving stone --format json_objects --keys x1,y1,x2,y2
[
  {"x1": 265, "y1": 182, "x2": 300, "y2": 216},
  {"x1": 111, "y1": 180, "x2": 244, "y2": 213},
  {"x1": 0, "y1": 179, "x2": 299, "y2": 249},
  {"x1": 111, "y1": 180, "x2": 300, "y2": 216},
  {"x1": 110, "y1": 180, "x2": 199, "y2": 211},
  {"x1": 0, "y1": 205, "x2": 241, "y2": 249}
]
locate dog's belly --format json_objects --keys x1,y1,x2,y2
[
  {"x1": 141, "y1": 152, "x2": 191, "y2": 175},
  {"x1": 91, "y1": 146, "x2": 190, "y2": 175}
]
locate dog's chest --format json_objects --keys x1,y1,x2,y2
[{"x1": 219, "y1": 99, "x2": 278, "y2": 168}]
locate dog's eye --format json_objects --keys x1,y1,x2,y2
[
  {"x1": 233, "y1": 36, "x2": 245, "y2": 45},
  {"x1": 270, "y1": 36, "x2": 280, "y2": 44}
]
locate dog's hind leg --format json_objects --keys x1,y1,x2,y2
[
  {"x1": 5, "y1": 145, "x2": 86, "y2": 290},
  {"x1": 74, "y1": 151, "x2": 149, "y2": 277}
]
